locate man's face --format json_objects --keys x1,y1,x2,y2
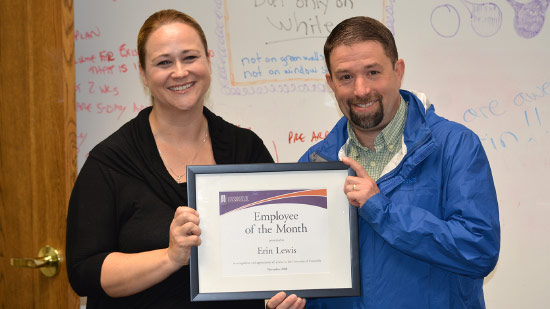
[{"x1": 326, "y1": 41, "x2": 404, "y2": 136}]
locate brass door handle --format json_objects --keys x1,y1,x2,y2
[{"x1": 10, "y1": 245, "x2": 60, "y2": 277}]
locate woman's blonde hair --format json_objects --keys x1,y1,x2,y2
[{"x1": 137, "y1": 9, "x2": 209, "y2": 70}]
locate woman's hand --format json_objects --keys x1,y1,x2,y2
[
  {"x1": 100, "y1": 206, "x2": 201, "y2": 297},
  {"x1": 167, "y1": 206, "x2": 202, "y2": 267}
]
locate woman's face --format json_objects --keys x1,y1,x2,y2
[{"x1": 140, "y1": 22, "x2": 211, "y2": 112}]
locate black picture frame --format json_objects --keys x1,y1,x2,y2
[{"x1": 187, "y1": 162, "x2": 360, "y2": 301}]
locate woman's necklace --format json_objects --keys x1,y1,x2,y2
[{"x1": 157, "y1": 128, "x2": 209, "y2": 183}]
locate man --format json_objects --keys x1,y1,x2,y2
[{"x1": 269, "y1": 16, "x2": 500, "y2": 308}]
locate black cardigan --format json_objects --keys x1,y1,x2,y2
[{"x1": 66, "y1": 106, "x2": 273, "y2": 308}]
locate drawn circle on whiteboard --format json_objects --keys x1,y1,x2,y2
[
  {"x1": 469, "y1": 3, "x2": 502, "y2": 37},
  {"x1": 431, "y1": 4, "x2": 460, "y2": 38}
]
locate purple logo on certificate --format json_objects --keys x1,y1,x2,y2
[{"x1": 219, "y1": 189, "x2": 327, "y2": 215}]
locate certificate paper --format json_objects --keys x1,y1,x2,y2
[
  {"x1": 219, "y1": 189, "x2": 329, "y2": 277},
  {"x1": 187, "y1": 162, "x2": 359, "y2": 301}
]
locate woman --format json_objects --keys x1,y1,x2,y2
[{"x1": 66, "y1": 9, "x2": 302, "y2": 308}]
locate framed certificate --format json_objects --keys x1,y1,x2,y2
[{"x1": 187, "y1": 162, "x2": 360, "y2": 301}]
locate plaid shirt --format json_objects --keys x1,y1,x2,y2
[{"x1": 346, "y1": 96, "x2": 408, "y2": 181}]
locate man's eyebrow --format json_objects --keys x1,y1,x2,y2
[{"x1": 333, "y1": 62, "x2": 382, "y2": 74}]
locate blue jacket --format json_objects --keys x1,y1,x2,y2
[{"x1": 300, "y1": 90, "x2": 500, "y2": 308}]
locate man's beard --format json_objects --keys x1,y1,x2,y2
[{"x1": 347, "y1": 93, "x2": 384, "y2": 130}]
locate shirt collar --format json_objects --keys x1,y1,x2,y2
[{"x1": 347, "y1": 95, "x2": 407, "y2": 152}]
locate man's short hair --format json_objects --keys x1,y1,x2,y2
[{"x1": 324, "y1": 16, "x2": 398, "y2": 74}]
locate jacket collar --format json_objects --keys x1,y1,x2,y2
[
  {"x1": 316, "y1": 90, "x2": 432, "y2": 160},
  {"x1": 309, "y1": 90, "x2": 438, "y2": 190}
]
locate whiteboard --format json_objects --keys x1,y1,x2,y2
[{"x1": 75, "y1": 1, "x2": 550, "y2": 308}]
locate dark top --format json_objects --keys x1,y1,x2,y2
[{"x1": 66, "y1": 106, "x2": 273, "y2": 308}]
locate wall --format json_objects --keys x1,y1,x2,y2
[{"x1": 75, "y1": 1, "x2": 550, "y2": 307}]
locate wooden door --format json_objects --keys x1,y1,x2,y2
[{"x1": 0, "y1": 0, "x2": 79, "y2": 307}]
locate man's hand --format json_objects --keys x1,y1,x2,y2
[
  {"x1": 342, "y1": 156, "x2": 380, "y2": 207},
  {"x1": 266, "y1": 291, "x2": 305, "y2": 309}
]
